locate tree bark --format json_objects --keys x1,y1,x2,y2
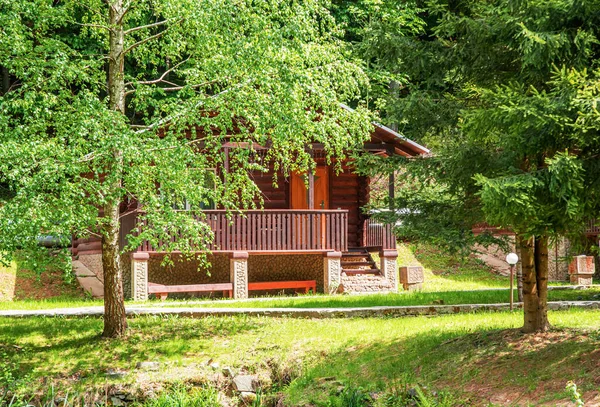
[
  {"x1": 534, "y1": 234, "x2": 550, "y2": 330},
  {"x1": 102, "y1": 0, "x2": 128, "y2": 338},
  {"x1": 520, "y1": 234, "x2": 550, "y2": 333},
  {"x1": 101, "y1": 197, "x2": 127, "y2": 337},
  {"x1": 515, "y1": 236, "x2": 523, "y2": 302}
]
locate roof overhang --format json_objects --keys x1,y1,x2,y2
[{"x1": 340, "y1": 103, "x2": 430, "y2": 157}]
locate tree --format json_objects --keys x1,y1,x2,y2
[
  {"x1": 0, "y1": 0, "x2": 373, "y2": 337},
  {"x1": 350, "y1": 0, "x2": 600, "y2": 332}
]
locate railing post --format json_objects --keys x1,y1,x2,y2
[
  {"x1": 131, "y1": 252, "x2": 149, "y2": 300},
  {"x1": 323, "y1": 251, "x2": 342, "y2": 294},
  {"x1": 230, "y1": 251, "x2": 249, "y2": 299},
  {"x1": 380, "y1": 249, "x2": 399, "y2": 292}
]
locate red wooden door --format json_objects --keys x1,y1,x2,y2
[
  {"x1": 290, "y1": 167, "x2": 329, "y2": 209},
  {"x1": 290, "y1": 167, "x2": 329, "y2": 249}
]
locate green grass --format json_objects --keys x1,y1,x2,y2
[
  {"x1": 2, "y1": 287, "x2": 599, "y2": 312},
  {"x1": 392, "y1": 242, "x2": 509, "y2": 291},
  {"x1": 0, "y1": 297, "x2": 103, "y2": 311},
  {"x1": 155, "y1": 287, "x2": 600, "y2": 309},
  {"x1": 1, "y1": 310, "x2": 599, "y2": 406}
]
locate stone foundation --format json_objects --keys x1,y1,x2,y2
[
  {"x1": 231, "y1": 252, "x2": 249, "y2": 299},
  {"x1": 380, "y1": 250, "x2": 399, "y2": 291},
  {"x1": 323, "y1": 252, "x2": 342, "y2": 294},
  {"x1": 248, "y1": 254, "x2": 324, "y2": 294},
  {"x1": 121, "y1": 253, "x2": 324, "y2": 299},
  {"x1": 77, "y1": 253, "x2": 104, "y2": 283},
  {"x1": 131, "y1": 253, "x2": 149, "y2": 300},
  {"x1": 340, "y1": 274, "x2": 393, "y2": 293}
]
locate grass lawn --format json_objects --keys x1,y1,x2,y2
[
  {"x1": 3, "y1": 242, "x2": 596, "y2": 312},
  {"x1": 2, "y1": 288, "x2": 600, "y2": 312},
  {"x1": 151, "y1": 287, "x2": 600, "y2": 309},
  {"x1": 1, "y1": 310, "x2": 599, "y2": 406}
]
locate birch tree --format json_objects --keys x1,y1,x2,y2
[{"x1": 0, "y1": 0, "x2": 372, "y2": 337}]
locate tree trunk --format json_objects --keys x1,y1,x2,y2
[
  {"x1": 515, "y1": 236, "x2": 523, "y2": 302},
  {"x1": 102, "y1": 0, "x2": 128, "y2": 338},
  {"x1": 101, "y1": 199, "x2": 127, "y2": 337},
  {"x1": 520, "y1": 234, "x2": 550, "y2": 333},
  {"x1": 534, "y1": 234, "x2": 550, "y2": 330}
]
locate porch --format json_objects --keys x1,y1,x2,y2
[
  {"x1": 123, "y1": 209, "x2": 399, "y2": 300},
  {"x1": 124, "y1": 209, "x2": 397, "y2": 255}
]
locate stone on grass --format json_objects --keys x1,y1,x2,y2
[
  {"x1": 110, "y1": 397, "x2": 125, "y2": 406},
  {"x1": 222, "y1": 367, "x2": 236, "y2": 378},
  {"x1": 232, "y1": 375, "x2": 255, "y2": 392},
  {"x1": 240, "y1": 392, "x2": 257, "y2": 403},
  {"x1": 106, "y1": 369, "x2": 127, "y2": 379},
  {"x1": 136, "y1": 361, "x2": 160, "y2": 371}
]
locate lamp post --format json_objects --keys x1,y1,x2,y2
[{"x1": 506, "y1": 252, "x2": 519, "y2": 311}]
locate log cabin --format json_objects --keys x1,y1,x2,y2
[{"x1": 71, "y1": 116, "x2": 429, "y2": 300}]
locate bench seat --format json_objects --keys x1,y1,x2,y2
[
  {"x1": 248, "y1": 280, "x2": 316, "y2": 294},
  {"x1": 148, "y1": 282, "x2": 233, "y2": 300}
]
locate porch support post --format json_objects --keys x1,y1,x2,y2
[
  {"x1": 380, "y1": 250, "x2": 399, "y2": 292},
  {"x1": 387, "y1": 145, "x2": 395, "y2": 210},
  {"x1": 308, "y1": 171, "x2": 315, "y2": 209},
  {"x1": 323, "y1": 251, "x2": 342, "y2": 294},
  {"x1": 308, "y1": 149, "x2": 314, "y2": 209},
  {"x1": 230, "y1": 251, "x2": 249, "y2": 299},
  {"x1": 388, "y1": 172, "x2": 395, "y2": 209},
  {"x1": 131, "y1": 252, "x2": 149, "y2": 301}
]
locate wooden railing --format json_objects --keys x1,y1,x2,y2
[
  {"x1": 585, "y1": 219, "x2": 600, "y2": 235},
  {"x1": 135, "y1": 209, "x2": 348, "y2": 253},
  {"x1": 362, "y1": 218, "x2": 397, "y2": 250}
]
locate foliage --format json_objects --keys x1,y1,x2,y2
[
  {"x1": 137, "y1": 385, "x2": 220, "y2": 407},
  {"x1": 0, "y1": 0, "x2": 373, "y2": 263},
  {"x1": 349, "y1": 0, "x2": 600, "y2": 256},
  {"x1": 566, "y1": 381, "x2": 585, "y2": 407}
]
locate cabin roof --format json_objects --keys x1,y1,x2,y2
[{"x1": 340, "y1": 104, "x2": 430, "y2": 157}]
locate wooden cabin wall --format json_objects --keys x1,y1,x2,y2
[
  {"x1": 250, "y1": 168, "x2": 289, "y2": 209},
  {"x1": 329, "y1": 166, "x2": 364, "y2": 248},
  {"x1": 251, "y1": 162, "x2": 368, "y2": 249}
]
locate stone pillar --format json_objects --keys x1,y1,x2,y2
[
  {"x1": 399, "y1": 266, "x2": 424, "y2": 291},
  {"x1": 230, "y1": 251, "x2": 249, "y2": 299},
  {"x1": 380, "y1": 250, "x2": 399, "y2": 292},
  {"x1": 569, "y1": 255, "x2": 595, "y2": 286},
  {"x1": 323, "y1": 251, "x2": 342, "y2": 294},
  {"x1": 131, "y1": 252, "x2": 149, "y2": 301}
]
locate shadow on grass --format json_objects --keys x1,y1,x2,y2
[
  {"x1": 0, "y1": 314, "x2": 263, "y2": 389},
  {"x1": 286, "y1": 325, "x2": 600, "y2": 406}
]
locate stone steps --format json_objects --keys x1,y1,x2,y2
[
  {"x1": 340, "y1": 273, "x2": 393, "y2": 293},
  {"x1": 72, "y1": 260, "x2": 104, "y2": 298},
  {"x1": 341, "y1": 248, "x2": 381, "y2": 276}
]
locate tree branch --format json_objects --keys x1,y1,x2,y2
[
  {"x1": 125, "y1": 57, "x2": 190, "y2": 88},
  {"x1": 124, "y1": 19, "x2": 177, "y2": 35},
  {"x1": 124, "y1": 30, "x2": 169, "y2": 55},
  {"x1": 134, "y1": 79, "x2": 252, "y2": 135},
  {"x1": 69, "y1": 21, "x2": 113, "y2": 32}
]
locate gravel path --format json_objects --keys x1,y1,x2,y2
[{"x1": 1, "y1": 301, "x2": 599, "y2": 319}]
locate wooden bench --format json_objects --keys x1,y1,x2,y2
[
  {"x1": 248, "y1": 280, "x2": 316, "y2": 294},
  {"x1": 148, "y1": 282, "x2": 233, "y2": 300}
]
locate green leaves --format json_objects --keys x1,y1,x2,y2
[
  {"x1": 351, "y1": 0, "x2": 600, "y2": 252},
  {"x1": 0, "y1": 0, "x2": 373, "y2": 261}
]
